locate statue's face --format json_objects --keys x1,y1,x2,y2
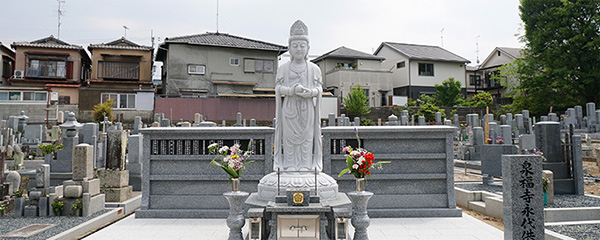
[{"x1": 290, "y1": 40, "x2": 308, "y2": 60}]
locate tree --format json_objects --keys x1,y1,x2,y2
[
  {"x1": 434, "y1": 77, "x2": 462, "y2": 107},
  {"x1": 514, "y1": 0, "x2": 600, "y2": 115},
  {"x1": 93, "y1": 99, "x2": 115, "y2": 124},
  {"x1": 417, "y1": 102, "x2": 445, "y2": 123},
  {"x1": 470, "y1": 92, "x2": 493, "y2": 108},
  {"x1": 344, "y1": 84, "x2": 371, "y2": 117}
]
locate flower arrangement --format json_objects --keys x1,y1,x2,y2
[
  {"x1": 496, "y1": 136, "x2": 504, "y2": 144},
  {"x1": 208, "y1": 140, "x2": 254, "y2": 179},
  {"x1": 543, "y1": 177, "x2": 550, "y2": 193},
  {"x1": 338, "y1": 129, "x2": 390, "y2": 179},
  {"x1": 486, "y1": 136, "x2": 493, "y2": 144},
  {"x1": 533, "y1": 147, "x2": 547, "y2": 161}
]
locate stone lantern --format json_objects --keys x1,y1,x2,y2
[
  {"x1": 60, "y1": 112, "x2": 83, "y2": 137},
  {"x1": 17, "y1": 111, "x2": 29, "y2": 132}
]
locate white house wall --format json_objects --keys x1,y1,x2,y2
[
  {"x1": 409, "y1": 61, "x2": 466, "y2": 88},
  {"x1": 481, "y1": 50, "x2": 516, "y2": 69},
  {"x1": 136, "y1": 92, "x2": 154, "y2": 111},
  {"x1": 377, "y1": 45, "x2": 409, "y2": 89}
]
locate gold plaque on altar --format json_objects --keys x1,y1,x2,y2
[{"x1": 293, "y1": 192, "x2": 304, "y2": 204}]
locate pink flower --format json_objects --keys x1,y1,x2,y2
[
  {"x1": 352, "y1": 164, "x2": 359, "y2": 169},
  {"x1": 342, "y1": 146, "x2": 350, "y2": 153}
]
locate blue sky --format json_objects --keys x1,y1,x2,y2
[{"x1": 0, "y1": 0, "x2": 523, "y2": 67}]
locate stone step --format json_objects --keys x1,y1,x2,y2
[
  {"x1": 543, "y1": 162, "x2": 571, "y2": 179},
  {"x1": 468, "y1": 200, "x2": 486, "y2": 214},
  {"x1": 554, "y1": 178, "x2": 576, "y2": 194}
]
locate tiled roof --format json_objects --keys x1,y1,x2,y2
[
  {"x1": 311, "y1": 46, "x2": 385, "y2": 63},
  {"x1": 163, "y1": 32, "x2": 286, "y2": 52},
  {"x1": 497, "y1": 47, "x2": 523, "y2": 59},
  {"x1": 12, "y1": 35, "x2": 83, "y2": 50},
  {"x1": 88, "y1": 37, "x2": 153, "y2": 51},
  {"x1": 377, "y1": 42, "x2": 470, "y2": 63}
]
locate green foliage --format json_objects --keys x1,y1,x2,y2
[
  {"x1": 38, "y1": 144, "x2": 63, "y2": 155},
  {"x1": 71, "y1": 199, "x2": 82, "y2": 211},
  {"x1": 13, "y1": 190, "x2": 22, "y2": 198},
  {"x1": 92, "y1": 99, "x2": 115, "y2": 124},
  {"x1": 434, "y1": 77, "x2": 462, "y2": 107},
  {"x1": 360, "y1": 118, "x2": 375, "y2": 126},
  {"x1": 470, "y1": 92, "x2": 493, "y2": 108},
  {"x1": 515, "y1": 0, "x2": 600, "y2": 115},
  {"x1": 417, "y1": 94, "x2": 439, "y2": 106},
  {"x1": 52, "y1": 198, "x2": 64, "y2": 214},
  {"x1": 417, "y1": 102, "x2": 446, "y2": 122},
  {"x1": 344, "y1": 84, "x2": 371, "y2": 117},
  {"x1": 450, "y1": 109, "x2": 458, "y2": 116}
]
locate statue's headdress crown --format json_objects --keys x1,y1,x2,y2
[{"x1": 289, "y1": 20, "x2": 309, "y2": 42}]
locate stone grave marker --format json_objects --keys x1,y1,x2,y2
[
  {"x1": 519, "y1": 134, "x2": 536, "y2": 153},
  {"x1": 80, "y1": 123, "x2": 98, "y2": 167},
  {"x1": 418, "y1": 116, "x2": 425, "y2": 126},
  {"x1": 132, "y1": 116, "x2": 142, "y2": 135},
  {"x1": 54, "y1": 113, "x2": 83, "y2": 172},
  {"x1": 36, "y1": 164, "x2": 50, "y2": 189},
  {"x1": 435, "y1": 112, "x2": 442, "y2": 125},
  {"x1": 344, "y1": 117, "x2": 350, "y2": 126},
  {"x1": 23, "y1": 125, "x2": 42, "y2": 145},
  {"x1": 127, "y1": 133, "x2": 143, "y2": 191},
  {"x1": 575, "y1": 105, "x2": 583, "y2": 128},
  {"x1": 106, "y1": 130, "x2": 127, "y2": 170},
  {"x1": 388, "y1": 115, "x2": 398, "y2": 126},
  {"x1": 250, "y1": 118, "x2": 256, "y2": 127},
  {"x1": 453, "y1": 114, "x2": 459, "y2": 127},
  {"x1": 548, "y1": 113, "x2": 559, "y2": 122},
  {"x1": 328, "y1": 113, "x2": 335, "y2": 126},
  {"x1": 7, "y1": 116, "x2": 18, "y2": 131},
  {"x1": 233, "y1": 112, "x2": 242, "y2": 127},
  {"x1": 400, "y1": 115, "x2": 408, "y2": 126},
  {"x1": 502, "y1": 155, "x2": 544, "y2": 240},
  {"x1": 17, "y1": 111, "x2": 29, "y2": 132},
  {"x1": 534, "y1": 122, "x2": 561, "y2": 163},
  {"x1": 354, "y1": 117, "x2": 360, "y2": 126},
  {"x1": 500, "y1": 125, "x2": 511, "y2": 145},
  {"x1": 73, "y1": 144, "x2": 94, "y2": 181}
]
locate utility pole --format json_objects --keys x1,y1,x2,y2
[
  {"x1": 151, "y1": 30, "x2": 155, "y2": 48},
  {"x1": 57, "y1": 0, "x2": 65, "y2": 39},
  {"x1": 476, "y1": 35, "x2": 481, "y2": 64},
  {"x1": 216, "y1": 0, "x2": 219, "y2": 33},
  {"x1": 440, "y1": 28, "x2": 445, "y2": 48}
]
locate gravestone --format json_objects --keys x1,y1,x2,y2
[
  {"x1": 160, "y1": 118, "x2": 170, "y2": 127},
  {"x1": 106, "y1": 130, "x2": 127, "y2": 170},
  {"x1": 500, "y1": 125, "x2": 511, "y2": 145},
  {"x1": 519, "y1": 134, "x2": 536, "y2": 153},
  {"x1": 540, "y1": 116, "x2": 548, "y2": 121},
  {"x1": 243, "y1": 119, "x2": 246, "y2": 127},
  {"x1": 575, "y1": 105, "x2": 583, "y2": 128},
  {"x1": 233, "y1": 112, "x2": 242, "y2": 127},
  {"x1": 13, "y1": 147, "x2": 24, "y2": 169},
  {"x1": 328, "y1": 113, "x2": 335, "y2": 126},
  {"x1": 80, "y1": 123, "x2": 98, "y2": 167},
  {"x1": 534, "y1": 122, "x2": 561, "y2": 163},
  {"x1": 344, "y1": 117, "x2": 350, "y2": 126},
  {"x1": 506, "y1": 113, "x2": 513, "y2": 129},
  {"x1": 17, "y1": 111, "x2": 29, "y2": 132},
  {"x1": 418, "y1": 116, "x2": 426, "y2": 126},
  {"x1": 132, "y1": 116, "x2": 142, "y2": 135},
  {"x1": 453, "y1": 114, "x2": 459, "y2": 127},
  {"x1": 466, "y1": 114, "x2": 478, "y2": 127},
  {"x1": 500, "y1": 115, "x2": 507, "y2": 125},
  {"x1": 250, "y1": 119, "x2": 256, "y2": 127},
  {"x1": 35, "y1": 164, "x2": 50, "y2": 189},
  {"x1": 7, "y1": 171, "x2": 20, "y2": 194},
  {"x1": 502, "y1": 155, "x2": 544, "y2": 240},
  {"x1": 515, "y1": 114, "x2": 524, "y2": 134},
  {"x1": 73, "y1": 144, "x2": 94, "y2": 181},
  {"x1": 388, "y1": 115, "x2": 398, "y2": 126},
  {"x1": 54, "y1": 112, "x2": 83, "y2": 172},
  {"x1": 7, "y1": 116, "x2": 18, "y2": 131},
  {"x1": 127, "y1": 133, "x2": 143, "y2": 191},
  {"x1": 57, "y1": 111, "x2": 64, "y2": 124},
  {"x1": 435, "y1": 112, "x2": 442, "y2": 125},
  {"x1": 488, "y1": 122, "x2": 498, "y2": 142},
  {"x1": 548, "y1": 113, "x2": 559, "y2": 122},
  {"x1": 400, "y1": 115, "x2": 408, "y2": 126},
  {"x1": 194, "y1": 113, "x2": 202, "y2": 124},
  {"x1": 23, "y1": 125, "x2": 42, "y2": 145},
  {"x1": 444, "y1": 119, "x2": 452, "y2": 126},
  {"x1": 354, "y1": 117, "x2": 360, "y2": 126}
]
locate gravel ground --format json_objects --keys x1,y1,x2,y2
[
  {"x1": 546, "y1": 224, "x2": 600, "y2": 240},
  {"x1": 0, "y1": 209, "x2": 110, "y2": 240},
  {"x1": 455, "y1": 183, "x2": 600, "y2": 208}
]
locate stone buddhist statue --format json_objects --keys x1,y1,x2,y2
[
  {"x1": 273, "y1": 20, "x2": 323, "y2": 172},
  {"x1": 257, "y1": 20, "x2": 338, "y2": 202}
]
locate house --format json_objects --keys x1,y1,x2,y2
[
  {"x1": 156, "y1": 32, "x2": 287, "y2": 97},
  {"x1": 2, "y1": 36, "x2": 90, "y2": 122},
  {"x1": 374, "y1": 42, "x2": 470, "y2": 100},
  {"x1": 311, "y1": 46, "x2": 392, "y2": 107},
  {"x1": 464, "y1": 65, "x2": 483, "y2": 99},
  {"x1": 475, "y1": 47, "x2": 523, "y2": 105},
  {"x1": 0, "y1": 42, "x2": 15, "y2": 86},
  {"x1": 79, "y1": 37, "x2": 155, "y2": 123}
]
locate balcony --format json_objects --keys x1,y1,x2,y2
[{"x1": 98, "y1": 61, "x2": 139, "y2": 80}]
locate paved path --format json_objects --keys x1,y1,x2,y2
[{"x1": 84, "y1": 212, "x2": 503, "y2": 240}]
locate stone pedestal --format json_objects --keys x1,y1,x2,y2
[
  {"x1": 257, "y1": 172, "x2": 338, "y2": 202},
  {"x1": 348, "y1": 191, "x2": 373, "y2": 240},
  {"x1": 99, "y1": 169, "x2": 131, "y2": 202},
  {"x1": 224, "y1": 191, "x2": 249, "y2": 240}
]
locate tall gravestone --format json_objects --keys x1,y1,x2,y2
[
  {"x1": 534, "y1": 122, "x2": 562, "y2": 163},
  {"x1": 53, "y1": 112, "x2": 83, "y2": 172},
  {"x1": 100, "y1": 130, "x2": 132, "y2": 202},
  {"x1": 127, "y1": 132, "x2": 143, "y2": 191},
  {"x1": 233, "y1": 112, "x2": 243, "y2": 127},
  {"x1": 435, "y1": 112, "x2": 442, "y2": 125},
  {"x1": 23, "y1": 125, "x2": 42, "y2": 145},
  {"x1": 7, "y1": 116, "x2": 18, "y2": 131},
  {"x1": 502, "y1": 155, "x2": 544, "y2": 240},
  {"x1": 106, "y1": 130, "x2": 127, "y2": 170},
  {"x1": 575, "y1": 105, "x2": 583, "y2": 128},
  {"x1": 418, "y1": 116, "x2": 426, "y2": 126},
  {"x1": 17, "y1": 111, "x2": 29, "y2": 133},
  {"x1": 453, "y1": 114, "x2": 459, "y2": 127},
  {"x1": 80, "y1": 123, "x2": 98, "y2": 168},
  {"x1": 500, "y1": 125, "x2": 511, "y2": 145},
  {"x1": 328, "y1": 113, "x2": 335, "y2": 126},
  {"x1": 132, "y1": 116, "x2": 143, "y2": 135}
]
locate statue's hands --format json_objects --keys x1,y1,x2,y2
[
  {"x1": 297, "y1": 86, "x2": 313, "y2": 98},
  {"x1": 294, "y1": 84, "x2": 305, "y2": 94}
]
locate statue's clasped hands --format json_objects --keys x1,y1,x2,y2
[{"x1": 292, "y1": 83, "x2": 312, "y2": 98}]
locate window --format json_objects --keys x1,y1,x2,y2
[
  {"x1": 396, "y1": 61, "x2": 405, "y2": 69},
  {"x1": 101, "y1": 93, "x2": 136, "y2": 109},
  {"x1": 187, "y1": 65, "x2": 205, "y2": 75},
  {"x1": 26, "y1": 58, "x2": 69, "y2": 78},
  {"x1": 0, "y1": 91, "x2": 47, "y2": 101},
  {"x1": 469, "y1": 75, "x2": 481, "y2": 85},
  {"x1": 497, "y1": 50, "x2": 501, "y2": 56},
  {"x1": 243, "y1": 59, "x2": 274, "y2": 73},
  {"x1": 58, "y1": 96, "x2": 70, "y2": 104},
  {"x1": 229, "y1": 58, "x2": 239, "y2": 66},
  {"x1": 418, "y1": 63, "x2": 434, "y2": 76},
  {"x1": 364, "y1": 89, "x2": 369, "y2": 105}
]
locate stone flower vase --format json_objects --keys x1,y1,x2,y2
[
  {"x1": 224, "y1": 178, "x2": 248, "y2": 240},
  {"x1": 348, "y1": 177, "x2": 373, "y2": 240}
]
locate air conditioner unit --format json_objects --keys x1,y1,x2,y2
[
  {"x1": 50, "y1": 92, "x2": 59, "y2": 102},
  {"x1": 13, "y1": 70, "x2": 24, "y2": 79}
]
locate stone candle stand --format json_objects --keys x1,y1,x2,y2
[
  {"x1": 224, "y1": 190, "x2": 249, "y2": 240},
  {"x1": 348, "y1": 191, "x2": 373, "y2": 240}
]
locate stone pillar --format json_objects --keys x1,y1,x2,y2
[
  {"x1": 160, "y1": 118, "x2": 170, "y2": 127},
  {"x1": 572, "y1": 135, "x2": 585, "y2": 195},
  {"x1": 435, "y1": 112, "x2": 442, "y2": 125},
  {"x1": 506, "y1": 113, "x2": 513, "y2": 130},
  {"x1": 345, "y1": 117, "x2": 350, "y2": 126},
  {"x1": 400, "y1": 115, "x2": 408, "y2": 126},
  {"x1": 354, "y1": 117, "x2": 360, "y2": 126},
  {"x1": 132, "y1": 116, "x2": 142, "y2": 135},
  {"x1": 348, "y1": 191, "x2": 373, "y2": 240},
  {"x1": 502, "y1": 155, "x2": 544, "y2": 240},
  {"x1": 81, "y1": 123, "x2": 98, "y2": 168},
  {"x1": 36, "y1": 164, "x2": 50, "y2": 188},
  {"x1": 542, "y1": 170, "x2": 554, "y2": 205},
  {"x1": 534, "y1": 122, "x2": 562, "y2": 163},
  {"x1": 548, "y1": 113, "x2": 559, "y2": 122},
  {"x1": 515, "y1": 114, "x2": 524, "y2": 134},
  {"x1": 473, "y1": 127, "x2": 484, "y2": 146},
  {"x1": 453, "y1": 114, "x2": 459, "y2": 127},
  {"x1": 575, "y1": 106, "x2": 583, "y2": 128},
  {"x1": 500, "y1": 115, "x2": 507, "y2": 125},
  {"x1": 73, "y1": 144, "x2": 94, "y2": 181},
  {"x1": 127, "y1": 134, "x2": 143, "y2": 191},
  {"x1": 233, "y1": 112, "x2": 243, "y2": 127},
  {"x1": 249, "y1": 119, "x2": 256, "y2": 127}
]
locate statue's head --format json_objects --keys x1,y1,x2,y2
[{"x1": 289, "y1": 20, "x2": 309, "y2": 60}]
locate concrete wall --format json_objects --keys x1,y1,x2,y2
[
  {"x1": 164, "y1": 44, "x2": 279, "y2": 96},
  {"x1": 154, "y1": 97, "x2": 276, "y2": 122},
  {"x1": 136, "y1": 126, "x2": 460, "y2": 218},
  {"x1": 0, "y1": 103, "x2": 78, "y2": 124}
]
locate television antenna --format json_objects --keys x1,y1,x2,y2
[
  {"x1": 440, "y1": 28, "x2": 445, "y2": 47},
  {"x1": 475, "y1": 35, "x2": 481, "y2": 64},
  {"x1": 57, "y1": 0, "x2": 65, "y2": 39}
]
